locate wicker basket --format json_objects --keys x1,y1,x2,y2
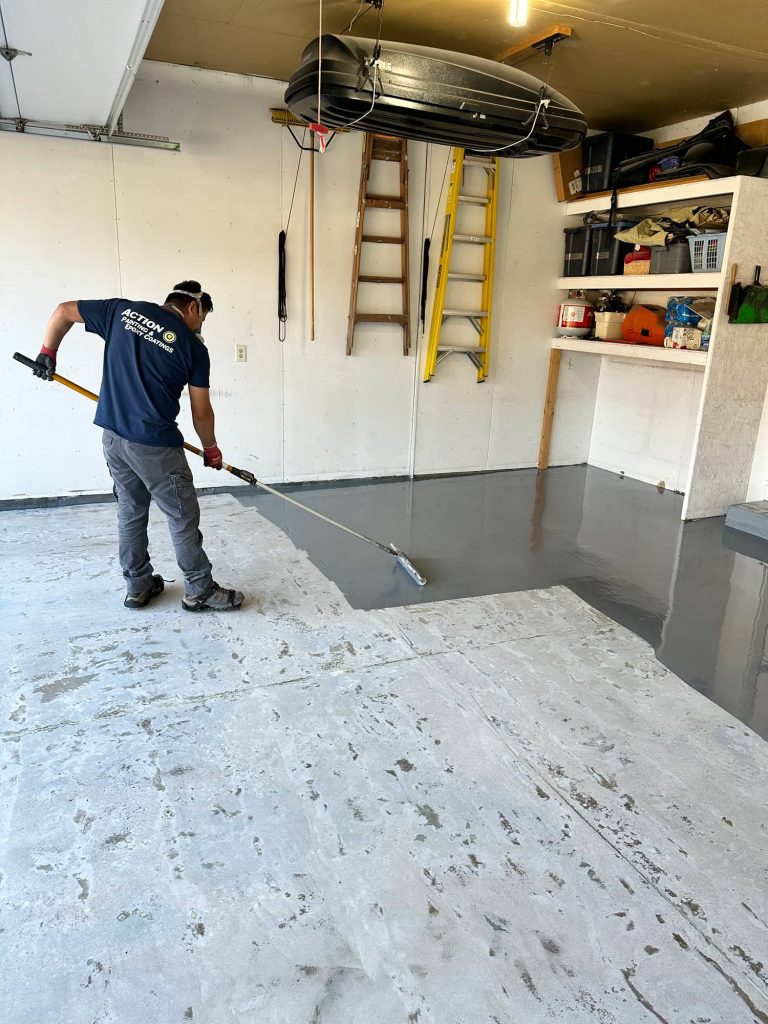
[{"x1": 624, "y1": 260, "x2": 651, "y2": 276}]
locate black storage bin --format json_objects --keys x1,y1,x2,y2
[
  {"x1": 583, "y1": 132, "x2": 654, "y2": 194},
  {"x1": 563, "y1": 227, "x2": 590, "y2": 277},
  {"x1": 588, "y1": 222, "x2": 635, "y2": 276}
]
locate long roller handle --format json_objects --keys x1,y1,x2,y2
[
  {"x1": 14, "y1": 351, "x2": 427, "y2": 583},
  {"x1": 13, "y1": 351, "x2": 253, "y2": 478},
  {"x1": 12, "y1": 351, "x2": 394, "y2": 555}
]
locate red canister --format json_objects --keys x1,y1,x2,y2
[{"x1": 556, "y1": 291, "x2": 594, "y2": 338}]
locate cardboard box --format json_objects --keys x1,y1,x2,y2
[{"x1": 552, "y1": 146, "x2": 583, "y2": 202}]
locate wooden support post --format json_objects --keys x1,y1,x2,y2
[
  {"x1": 538, "y1": 348, "x2": 562, "y2": 470},
  {"x1": 310, "y1": 142, "x2": 315, "y2": 341}
]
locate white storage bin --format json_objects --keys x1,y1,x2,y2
[
  {"x1": 594, "y1": 312, "x2": 626, "y2": 340},
  {"x1": 687, "y1": 232, "x2": 727, "y2": 273}
]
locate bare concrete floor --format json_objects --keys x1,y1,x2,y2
[{"x1": 2, "y1": 494, "x2": 767, "y2": 1022}]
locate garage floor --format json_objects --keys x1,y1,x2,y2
[
  {"x1": 241, "y1": 465, "x2": 768, "y2": 741},
  {"x1": 2, "y1": 479, "x2": 767, "y2": 1022}
]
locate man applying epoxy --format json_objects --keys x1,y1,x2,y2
[{"x1": 33, "y1": 280, "x2": 245, "y2": 612}]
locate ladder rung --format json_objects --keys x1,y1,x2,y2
[
  {"x1": 454, "y1": 234, "x2": 493, "y2": 245},
  {"x1": 370, "y1": 138, "x2": 403, "y2": 161},
  {"x1": 365, "y1": 196, "x2": 405, "y2": 209},
  {"x1": 358, "y1": 275, "x2": 405, "y2": 283},
  {"x1": 463, "y1": 156, "x2": 497, "y2": 167},
  {"x1": 443, "y1": 310, "x2": 489, "y2": 317},
  {"x1": 437, "y1": 345, "x2": 487, "y2": 353},
  {"x1": 447, "y1": 272, "x2": 487, "y2": 282},
  {"x1": 362, "y1": 235, "x2": 404, "y2": 244},
  {"x1": 355, "y1": 314, "x2": 409, "y2": 324},
  {"x1": 458, "y1": 194, "x2": 491, "y2": 205}
]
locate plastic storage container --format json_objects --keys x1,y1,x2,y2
[
  {"x1": 582, "y1": 132, "x2": 654, "y2": 194},
  {"x1": 687, "y1": 232, "x2": 727, "y2": 273},
  {"x1": 621, "y1": 304, "x2": 666, "y2": 346},
  {"x1": 594, "y1": 312, "x2": 626, "y2": 340},
  {"x1": 650, "y1": 242, "x2": 692, "y2": 274},
  {"x1": 589, "y1": 222, "x2": 636, "y2": 276},
  {"x1": 563, "y1": 227, "x2": 590, "y2": 277}
]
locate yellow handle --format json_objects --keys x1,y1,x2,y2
[{"x1": 50, "y1": 370, "x2": 99, "y2": 403}]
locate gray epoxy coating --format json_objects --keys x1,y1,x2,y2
[
  {"x1": 239, "y1": 466, "x2": 768, "y2": 740},
  {"x1": 2, "y1": 493, "x2": 768, "y2": 1023}
]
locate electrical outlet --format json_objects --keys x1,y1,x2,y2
[{"x1": 236, "y1": 345, "x2": 247, "y2": 362}]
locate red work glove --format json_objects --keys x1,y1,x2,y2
[
  {"x1": 33, "y1": 345, "x2": 57, "y2": 380},
  {"x1": 203, "y1": 444, "x2": 223, "y2": 470}
]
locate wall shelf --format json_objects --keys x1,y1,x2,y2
[
  {"x1": 558, "y1": 273, "x2": 722, "y2": 291},
  {"x1": 541, "y1": 175, "x2": 768, "y2": 521},
  {"x1": 564, "y1": 176, "x2": 739, "y2": 216},
  {"x1": 552, "y1": 338, "x2": 707, "y2": 367}
]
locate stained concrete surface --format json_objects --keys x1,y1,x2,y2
[
  {"x1": 240, "y1": 466, "x2": 768, "y2": 740},
  {"x1": 2, "y1": 492, "x2": 768, "y2": 1023}
]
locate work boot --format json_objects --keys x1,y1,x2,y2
[
  {"x1": 182, "y1": 582, "x2": 244, "y2": 612},
  {"x1": 124, "y1": 574, "x2": 165, "y2": 609}
]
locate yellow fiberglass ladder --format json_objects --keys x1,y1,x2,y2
[{"x1": 423, "y1": 148, "x2": 500, "y2": 383}]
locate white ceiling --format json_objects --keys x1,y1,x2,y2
[{"x1": 0, "y1": 0, "x2": 163, "y2": 126}]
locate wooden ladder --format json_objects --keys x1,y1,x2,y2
[{"x1": 347, "y1": 133, "x2": 411, "y2": 356}]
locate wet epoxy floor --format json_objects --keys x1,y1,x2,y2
[{"x1": 238, "y1": 465, "x2": 768, "y2": 740}]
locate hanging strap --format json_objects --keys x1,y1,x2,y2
[
  {"x1": 420, "y1": 239, "x2": 430, "y2": 330},
  {"x1": 277, "y1": 128, "x2": 306, "y2": 342},
  {"x1": 278, "y1": 230, "x2": 287, "y2": 342}
]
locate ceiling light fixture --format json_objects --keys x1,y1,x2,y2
[{"x1": 508, "y1": 0, "x2": 529, "y2": 27}]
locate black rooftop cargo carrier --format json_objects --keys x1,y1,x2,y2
[{"x1": 285, "y1": 35, "x2": 587, "y2": 157}]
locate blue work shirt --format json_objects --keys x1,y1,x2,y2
[{"x1": 77, "y1": 299, "x2": 210, "y2": 448}]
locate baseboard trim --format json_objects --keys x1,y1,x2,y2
[{"x1": 0, "y1": 464, "x2": 591, "y2": 512}]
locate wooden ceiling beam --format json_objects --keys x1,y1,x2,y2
[{"x1": 496, "y1": 23, "x2": 572, "y2": 64}]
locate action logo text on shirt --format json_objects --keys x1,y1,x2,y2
[{"x1": 121, "y1": 308, "x2": 176, "y2": 354}]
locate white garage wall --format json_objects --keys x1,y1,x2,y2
[
  {"x1": 589, "y1": 361, "x2": 704, "y2": 492},
  {"x1": 1, "y1": 60, "x2": 579, "y2": 503},
  {"x1": 650, "y1": 98, "x2": 768, "y2": 146},
  {"x1": 556, "y1": 349, "x2": 705, "y2": 494},
  {"x1": 1, "y1": 139, "x2": 122, "y2": 498}
]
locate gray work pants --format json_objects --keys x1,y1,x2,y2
[{"x1": 102, "y1": 429, "x2": 213, "y2": 598}]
